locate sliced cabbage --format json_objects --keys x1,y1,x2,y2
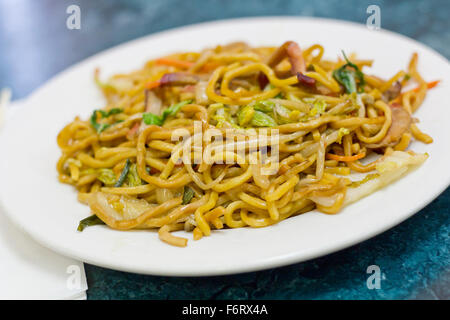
[
  {"x1": 91, "y1": 192, "x2": 154, "y2": 221},
  {"x1": 344, "y1": 151, "x2": 428, "y2": 206}
]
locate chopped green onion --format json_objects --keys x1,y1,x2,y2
[
  {"x1": 114, "y1": 159, "x2": 131, "y2": 187},
  {"x1": 182, "y1": 186, "x2": 195, "y2": 205},
  {"x1": 77, "y1": 215, "x2": 105, "y2": 232}
]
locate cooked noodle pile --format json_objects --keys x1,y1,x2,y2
[{"x1": 57, "y1": 41, "x2": 436, "y2": 247}]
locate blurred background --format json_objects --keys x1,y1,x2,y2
[{"x1": 0, "y1": 0, "x2": 448, "y2": 299}]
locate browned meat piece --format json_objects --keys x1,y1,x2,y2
[
  {"x1": 366, "y1": 103, "x2": 411, "y2": 148},
  {"x1": 382, "y1": 81, "x2": 402, "y2": 102}
]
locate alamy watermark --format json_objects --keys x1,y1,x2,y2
[
  {"x1": 66, "y1": 264, "x2": 82, "y2": 290},
  {"x1": 366, "y1": 265, "x2": 386, "y2": 290},
  {"x1": 366, "y1": 5, "x2": 381, "y2": 30},
  {"x1": 66, "y1": 5, "x2": 81, "y2": 30}
]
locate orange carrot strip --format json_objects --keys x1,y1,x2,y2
[
  {"x1": 155, "y1": 58, "x2": 194, "y2": 69},
  {"x1": 393, "y1": 80, "x2": 440, "y2": 103},
  {"x1": 145, "y1": 80, "x2": 161, "y2": 89},
  {"x1": 406, "y1": 80, "x2": 440, "y2": 94},
  {"x1": 326, "y1": 152, "x2": 366, "y2": 162}
]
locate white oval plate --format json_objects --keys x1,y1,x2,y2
[{"x1": 1, "y1": 17, "x2": 449, "y2": 276}]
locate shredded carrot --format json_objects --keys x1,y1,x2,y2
[
  {"x1": 393, "y1": 80, "x2": 440, "y2": 103},
  {"x1": 326, "y1": 152, "x2": 366, "y2": 162},
  {"x1": 155, "y1": 58, "x2": 194, "y2": 69},
  {"x1": 145, "y1": 80, "x2": 161, "y2": 89},
  {"x1": 405, "y1": 80, "x2": 440, "y2": 94}
]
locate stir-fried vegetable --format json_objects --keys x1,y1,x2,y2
[
  {"x1": 392, "y1": 80, "x2": 440, "y2": 104},
  {"x1": 126, "y1": 163, "x2": 142, "y2": 187},
  {"x1": 211, "y1": 104, "x2": 237, "y2": 128},
  {"x1": 97, "y1": 169, "x2": 116, "y2": 186},
  {"x1": 142, "y1": 113, "x2": 164, "y2": 126},
  {"x1": 253, "y1": 100, "x2": 275, "y2": 113},
  {"x1": 90, "y1": 108, "x2": 123, "y2": 133},
  {"x1": 326, "y1": 152, "x2": 366, "y2": 162},
  {"x1": 336, "y1": 128, "x2": 350, "y2": 144},
  {"x1": 274, "y1": 104, "x2": 299, "y2": 124},
  {"x1": 309, "y1": 99, "x2": 326, "y2": 116},
  {"x1": 77, "y1": 214, "x2": 105, "y2": 231},
  {"x1": 344, "y1": 151, "x2": 428, "y2": 205},
  {"x1": 182, "y1": 186, "x2": 195, "y2": 205},
  {"x1": 251, "y1": 110, "x2": 277, "y2": 127},
  {"x1": 237, "y1": 105, "x2": 255, "y2": 126},
  {"x1": 143, "y1": 99, "x2": 192, "y2": 126},
  {"x1": 333, "y1": 51, "x2": 365, "y2": 93},
  {"x1": 114, "y1": 159, "x2": 131, "y2": 187}
]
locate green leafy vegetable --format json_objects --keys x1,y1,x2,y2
[
  {"x1": 77, "y1": 215, "x2": 105, "y2": 232},
  {"x1": 126, "y1": 163, "x2": 142, "y2": 187},
  {"x1": 143, "y1": 99, "x2": 192, "y2": 126},
  {"x1": 162, "y1": 99, "x2": 192, "y2": 118},
  {"x1": 114, "y1": 159, "x2": 131, "y2": 187},
  {"x1": 309, "y1": 99, "x2": 327, "y2": 116},
  {"x1": 251, "y1": 110, "x2": 277, "y2": 127},
  {"x1": 99, "y1": 108, "x2": 123, "y2": 118},
  {"x1": 213, "y1": 108, "x2": 227, "y2": 128},
  {"x1": 142, "y1": 113, "x2": 163, "y2": 126},
  {"x1": 182, "y1": 186, "x2": 195, "y2": 205},
  {"x1": 332, "y1": 51, "x2": 365, "y2": 93},
  {"x1": 253, "y1": 100, "x2": 275, "y2": 113},
  {"x1": 237, "y1": 105, "x2": 255, "y2": 126},
  {"x1": 90, "y1": 108, "x2": 123, "y2": 133},
  {"x1": 97, "y1": 168, "x2": 116, "y2": 186}
]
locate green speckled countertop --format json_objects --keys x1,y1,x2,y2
[{"x1": 1, "y1": 0, "x2": 448, "y2": 299}]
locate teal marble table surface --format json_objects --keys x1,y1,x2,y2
[{"x1": 1, "y1": 0, "x2": 448, "y2": 299}]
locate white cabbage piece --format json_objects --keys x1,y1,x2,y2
[
  {"x1": 91, "y1": 192, "x2": 155, "y2": 221},
  {"x1": 344, "y1": 151, "x2": 428, "y2": 206}
]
